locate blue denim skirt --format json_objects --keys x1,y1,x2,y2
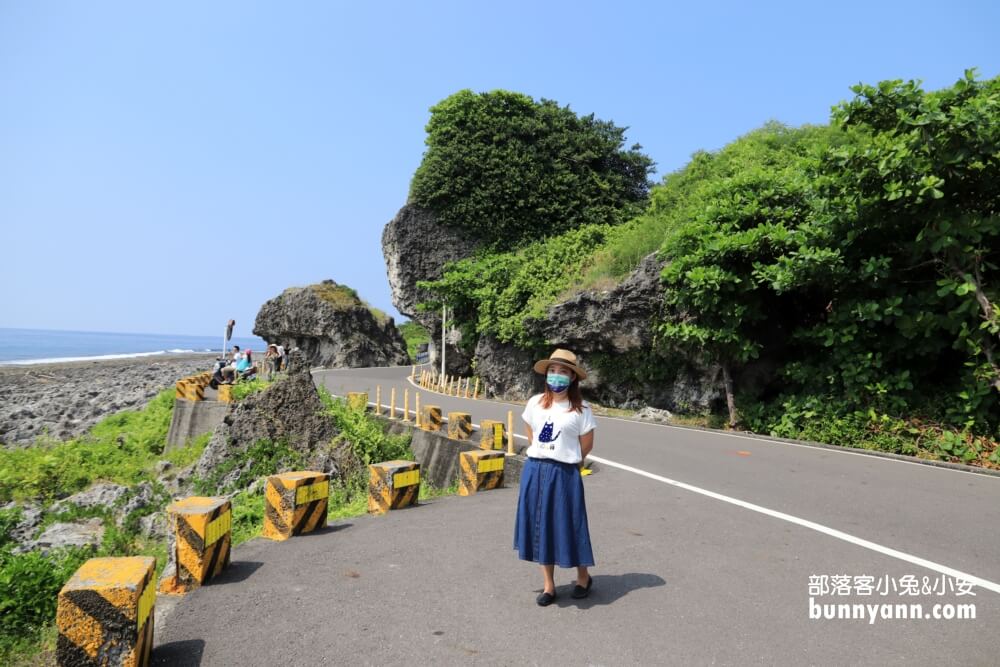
[{"x1": 513, "y1": 457, "x2": 595, "y2": 568}]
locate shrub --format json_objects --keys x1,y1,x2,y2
[{"x1": 410, "y1": 89, "x2": 654, "y2": 248}]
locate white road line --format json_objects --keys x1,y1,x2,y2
[
  {"x1": 586, "y1": 453, "x2": 1000, "y2": 596},
  {"x1": 326, "y1": 382, "x2": 1000, "y2": 595}
]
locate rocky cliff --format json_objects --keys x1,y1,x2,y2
[
  {"x1": 381, "y1": 205, "x2": 731, "y2": 412},
  {"x1": 195, "y1": 356, "x2": 347, "y2": 487},
  {"x1": 253, "y1": 280, "x2": 409, "y2": 369},
  {"x1": 381, "y1": 204, "x2": 481, "y2": 374}
]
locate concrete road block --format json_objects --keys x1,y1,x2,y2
[
  {"x1": 347, "y1": 392, "x2": 368, "y2": 411},
  {"x1": 217, "y1": 384, "x2": 233, "y2": 403},
  {"x1": 479, "y1": 420, "x2": 506, "y2": 450},
  {"x1": 447, "y1": 412, "x2": 473, "y2": 440},
  {"x1": 420, "y1": 405, "x2": 442, "y2": 431},
  {"x1": 162, "y1": 496, "x2": 231, "y2": 593},
  {"x1": 458, "y1": 450, "x2": 505, "y2": 496},
  {"x1": 368, "y1": 460, "x2": 420, "y2": 514},
  {"x1": 263, "y1": 471, "x2": 330, "y2": 541},
  {"x1": 56, "y1": 556, "x2": 156, "y2": 667}
]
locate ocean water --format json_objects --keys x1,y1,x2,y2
[{"x1": 0, "y1": 328, "x2": 269, "y2": 365}]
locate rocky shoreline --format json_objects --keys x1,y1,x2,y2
[{"x1": 0, "y1": 353, "x2": 219, "y2": 445}]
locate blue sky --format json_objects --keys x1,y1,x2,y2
[{"x1": 1, "y1": 1, "x2": 997, "y2": 338}]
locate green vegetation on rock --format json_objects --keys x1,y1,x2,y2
[
  {"x1": 309, "y1": 281, "x2": 391, "y2": 325},
  {"x1": 410, "y1": 89, "x2": 655, "y2": 248},
  {"x1": 419, "y1": 72, "x2": 1000, "y2": 468},
  {"x1": 398, "y1": 321, "x2": 430, "y2": 361}
]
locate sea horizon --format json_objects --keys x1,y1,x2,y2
[{"x1": 0, "y1": 327, "x2": 268, "y2": 365}]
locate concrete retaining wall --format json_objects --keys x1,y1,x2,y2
[
  {"x1": 165, "y1": 399, "x2": 229, "y2": 451},
  {"x1": 378, "y1": 416, "x2": 525, "y2": 490}
]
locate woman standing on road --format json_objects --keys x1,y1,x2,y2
[{"x1": 514, "y1": 349, "x2": 596, "y2": 606}]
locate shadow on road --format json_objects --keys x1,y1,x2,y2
[
  {"x1": 206, "y1": 560, "x2": 263, "y2": 586},
  {"x1": 551, "y1": 572, "x2": 666, "y2": 608},
  {"x1": 153, "y1": 638, "x2": 205, "y2": 666}
]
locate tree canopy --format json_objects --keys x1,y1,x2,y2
[{"x1": 409, "y1": 89, "x2": 655, "y2": 247}]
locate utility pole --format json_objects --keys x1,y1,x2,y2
[{"x1": 440, "y1": 305, "x2": 447, "y2": 377}]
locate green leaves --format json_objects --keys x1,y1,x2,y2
[{"x1": 409, "y1": 89, "x2": 654, "y2": 248}]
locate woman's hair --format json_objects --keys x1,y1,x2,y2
[{"x1": 539, "y1": 373, "x2": 584, "y2": 413}]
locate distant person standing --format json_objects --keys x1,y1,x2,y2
[
  {"x1": 275, "y1": 343, "x2": 287, "y2": 371},
  {"x1": 265, "y1": 344, "x2": 280, "y2": 379},
  {"x1": 514, "y1": 349, "x2": 596, "y2": 606}
]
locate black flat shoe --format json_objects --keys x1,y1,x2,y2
[
  {"x1": 536, "y1": 591, "x2": 557, "y2": 606},
  {"x1": 571, "y1": 576, "x2": 593, "y2": 599}
]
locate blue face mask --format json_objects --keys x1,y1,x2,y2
[{"x1": 546, "y1": 372, "x2": 572, "y2": 393}]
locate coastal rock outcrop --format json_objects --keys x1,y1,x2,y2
[
  {"x1": 253, "y1": 280, "x2": 409, "y2": 369},
  {"x1": 527, "y1": 252, "x2": 666, "y2": 354},
  {"x1": 381, "y1": 203, "x2": 481, "y2": 374},
  {"x1": 0, "y1": 356, "x2": 214, "y2": 446},
  {"x1": 195, "y1": 364, "x2": 347, "y2": 488}
]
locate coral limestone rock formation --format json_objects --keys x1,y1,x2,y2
[{"x1": 253, "y1": 280, "x2": 409, "y2": 369}]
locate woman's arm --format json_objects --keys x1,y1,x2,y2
[
  {"x1": 579, "y1": 430, "x2": 594, "y2": 459},
  {"x1": 524, "y1": 425, "x2": 533, "y2": 444}
]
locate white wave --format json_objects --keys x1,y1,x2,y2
[{"x1": 0, "y1": 349, "x2": 212, "y2": 366}]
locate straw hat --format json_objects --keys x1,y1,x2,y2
[{"x1": 533, "y1": 349, "x2": 587, "y2": 380}]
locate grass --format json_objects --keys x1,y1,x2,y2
[
  {"x1": 0, "y1": 389, "x2": 206, "y2": 503},
  {"x1": 310, "y1": 282, "x2": 392, "y2": 326},
  {"x1": 1, "y1": 379, "x2": 464, "y2": 664}
]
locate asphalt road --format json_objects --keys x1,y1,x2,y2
[{"x1": 154, "y1": 364, "x2": 1000, "y2": 665}]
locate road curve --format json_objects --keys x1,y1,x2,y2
[{"x1": 153, "y1": 364, "x2": 1000, "y2": 665}]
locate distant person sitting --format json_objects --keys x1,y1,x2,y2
[
  {"x1": 218, "y1": 346, "x2": 242, "y2": 384},
  {"x1": 236, "y1": 349, "x2": 255, "y2": 381}
]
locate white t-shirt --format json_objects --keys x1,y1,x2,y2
[{"x1": 521, "y1": 394, "x2": 597, "y2": 464}]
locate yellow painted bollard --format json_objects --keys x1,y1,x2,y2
[
  {"x1": 447, "y1": 412, "x2": 473, "y2": 440},
  {"x1": 415, "y1": 392, "x2": 421, "y2": 428},
  {"x1": 160, "y1": 496, "x2": 231, "y2": 594},
  {"x1": 473, "y1": 378, "x2": 480, "y2": 400},
  {"x1": 176, "y1": 379, "x2": 196, "y2": 400},
  {"x1": 347, "y1": 391, "x2": 368, "y2": 411},
  {"x1": 368, "y1": 460, "x2": 420, "y2": 514},
  {"x1": 262, "y1": 471, "x2": 330, "y2": 540},
  {"x1": 57, "y1": 556, "x2": 157, "y2": 667},
  {"x1": 507, "y1": 410, "x2": 515, "y2": 454},
  {"x1": 375, "y1": 386, "x2": 382, "y2": 415},
  {"x1": 479, "y1": 420, "x2": 506, "y2": 451},
  {"x1": 421, "y1": 404, "x2": 442, "y2": 431},
  {"x1": 403, "y1": 389, "x2": 410, "y2": 422},
  {"x1": 217, "y1": 384, "x2": 233, "y2": 403},
  {"x1": 458, "y1": 450, "x2": 505, "y2": 496},
  {"x1": 390, "y1": 387, "x2": 397, "y2": 419}
]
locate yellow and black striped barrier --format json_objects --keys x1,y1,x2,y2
[
  {"x1": 262, "y1": 471, "x2": 330, "y2": 541},
  {"x1": 478, "y1": 419, "x2": 506, "y2": 451},
  {"x1": 458, "y1": 450, "x2": 505, "y2": 496},
  {"x1": 420, "y1": 405, "x2": 442, "y2": 431},
  {"x1": 56, "y1": 556, "x2": 156, "y2": 667},
  {"x1": 175, "y1": 379, "x2": 202, "y2": 401},
  {"x1": 368, "y1": 460, "x2": 420, "y2": 514},
  {"x1": 160, "y1": 497, "x2": 231, "y2": 594},
  {"x1": 347, "y1": 392, "x2": 368, "y2": 411},
  {"x1": 447, "y1": 412, "x2": 473, "y2": 440},
  {"x1": 217, "y1": 384, "x2": 233, "y2": 403}
]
